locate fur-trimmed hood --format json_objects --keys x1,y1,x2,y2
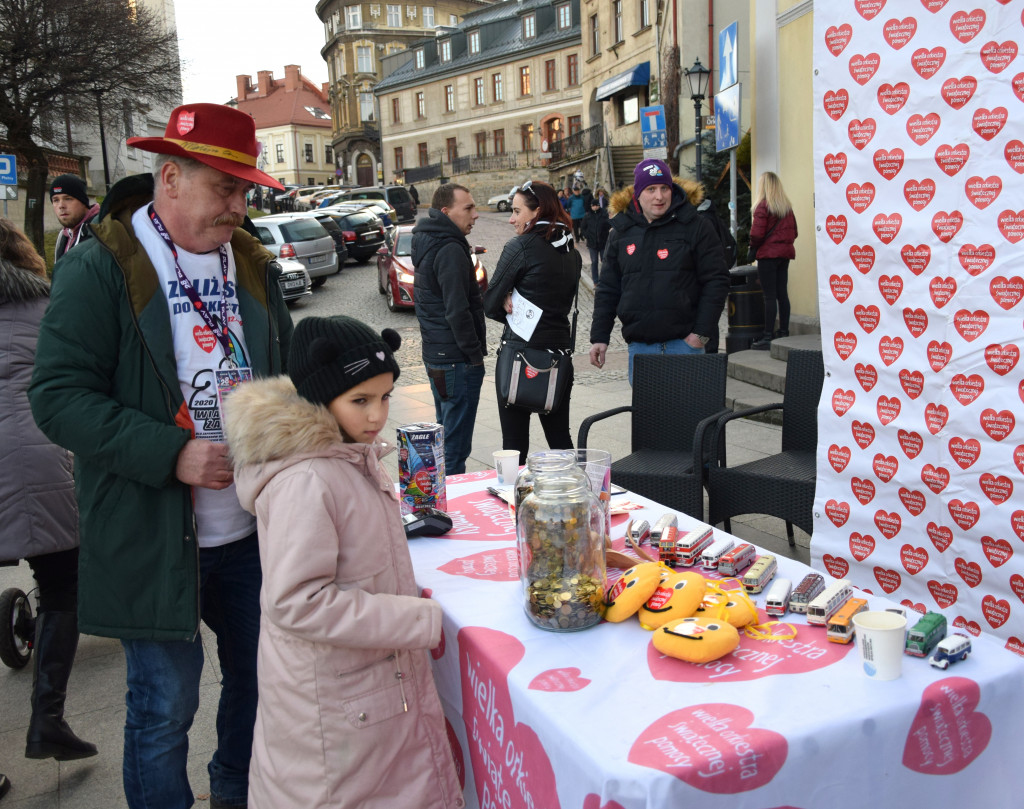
[
  {"x1": 224, "y1": 375, "x2": 392, "y2": 513},
  {"x1": 0, "y1": 258, "x2": 49, "y2": 305},
  {"x1": 608, "y1": 175, "x2": 702, "y2": 217}
]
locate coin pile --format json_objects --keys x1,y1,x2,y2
[{"x1": 526, "y1": 574, "x2": 605, "y2": 630}]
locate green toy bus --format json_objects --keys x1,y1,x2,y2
[{"x1": 905, "y1": 611, "x2": 947, "y2": 657}]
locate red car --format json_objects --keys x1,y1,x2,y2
[{"x1": 377, "y1": 225, "x2": 488, "y2": 311}]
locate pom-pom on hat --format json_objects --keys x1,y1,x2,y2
[
  {"x1": 633, "y1": 158, "x2": 673, "y2": 195},
  {"x1": 49, "y1": 174, "x2": 90, "y2": 207},
  {"x1": 288, "y1": 316, "x2": 401, "y2": 406}
]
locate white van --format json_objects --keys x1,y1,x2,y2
[
  {"x1": 700, "y1": 537, "x2": 736, "y2": 570},
  {"x1": 929, "y1": 635, "x2": 971, "y2": 669}
]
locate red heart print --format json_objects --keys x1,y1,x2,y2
[
  {"x1": 883, "y1": 17, "x2": 917, "y2": 49},
  {"x1": 903, "y1": 600, "x2": 928, "y2": 615},
  {"x1": 583, "y1": 797, "x2": 626, "y2": 809},
  {"x1": 872, "y1": 212, "x2": 901, "y2": 243},
  {"x1": 924, "y1": 403, "x2": 949, "y2": 434},
  {"x1": 948, "y1": 499, "x2": 980, "y2": 531},
  {"x1": 876, "y1": 397, "x2": 901, "y2": 426},
  {"x1": 826, "y1": 215, "x2": 848, "y2": 244},
  {"x1": 979, "y1": 473, "x2": 1013, "y2": 504},
  {"x1": 846, "y1": 182, "x2": 875, "y2": 213},
  {"x1": 877, "y1": 82, "x2": 910, "y2": 114},
  {"x1": 850, "y1": 53, "x2": 881, "y2": 85},
  {"x1": 878, "y1": 275, "x2": 903, "y2": 305},
  {"x1": 898, "y1": 430, "x2": 923, "y2": 459},
  {"x1": 828, "y1": 443, "x2": 852, "y2": 472},
  {"x1": 873, "y1": 452, "x2": 899, "y2": 481},
  {"x1": 1014, "y1": 578, "x2": 1024, "y2": 609},
  {"x1": 955, "y1": 558, "x2": 983, "y2": 588},
  {"x1": 830, "y1": 274, "x2": 854, "y2": 302},
  {"x1": 965, "y1": 176, "x2": 1002, "y2": 209},
  {"x1": 928, "y1": 277, "x2": 957, "y2": 308},
  {"x1": 972, "y1": 107, "x2": 1008, "y2": 141},
  {"x1": 921, "y1": 0, "x2": 949, "y2": 12},
  {"x1": 1006, "y1": 140, "x2": 1024, "y2": 173},
  {"x1": 900, "y1": 544, "x2": 929, "y2": 574},
  {"x1": 949, "y1": 8, "x2": 986, "y2": 43},
  {"x1": 903, "y1": 178, "x2": 934, "y2": 210},
  {"x1": 849, "y1": 244, "x2": 875, "y2": 274},
  {"x1": 921, "y1": 464, "x2": 950, "y2": 494},
  {"x1": 934, "y1": 143, "x2": 970, "y2": 175},
  {"x1": 852, "y1": 420, "x2": 876, "y2": 450},
  {"x1": 980, "y1": 40, "x2": 1017, "y2": 73},
  {"x1": 874, "y1": 148, "x2": 905, "y2": 181},
  {"x1": 903, "y1": 678, "x2": 990, "y2": 774},
  {"x1": 193, "y1": 325, "x2": 217, "y2": 353},
  {"x1": 997, "y1": 209, "x2": 1024, "y2": 243},
  {"x1": 899, "y1": 487, "x2": 927, "y2": 515},
  {"x1": 1007, "y1": 637, "x2": 1024, "y2": 656},
  {"x1": 824, "y1": 152, "x2": 848, "y2": 183},
  {"x1": 834, "y1": 331, "x2": 857, "y2": 360},
  {"x1": 931, "y1": 210, "x2": 963, "y2": 242},
  {"x1": 910, "y1": 46, "x2": 945, "y2": 78},
  {"x1": 855, "y1": 304, "x2": 880, "y2": 332},
  {"x1": 927, "y1": 579, "x2": 959, "y2": 607},
  {"x1": 982, "y1": 595, "x2": 1010, "y2": 628},
  {"x1": 854, "y1": 363, "x2": 878, "y2": 392},
  {"x1": 927, "y1": 522, "x2": 953, "y2": 552},
  {"x1": 657, "y1": 248, "x2": 669, "y2": 260},
  {"x1": 873, "y1": 566, "x2": 902, "y2": 593},
  {"x1": 528, "y1": 667, "x2": 592, "y2": 692},
  {"x1": 1014, "y1": 71, "x2": 1024, "y2": 103},
  {"x1": 824, "y1": 89, "x2": 850, "y2": 121},
  {"x1": 952, "y1": 617, "x2": 982, "y2": 638},
  {"x1": 950, "y1": 374, "x2": 984, "y2": 405},
  {"x1": 1016, "y1": 444, "x2": 1024, "y2": 475},
  {"x1": 826, "y1": 499, "x2": 851, "y2": 527},
  {"x1": 939, "y1": 76, "x2": 977, "y2": 109},
  {"x1": 980, "y1": 409, "x2": 1015, "y2": 441},
  {"x1": 989, "y1": 276, "x2": 1024, "y2": 309},
  {"x1": 948, "y1": 436, "x2": 981, "y2": 469},
  {"x1": 851, "y1": 476, "x2": 876, "y2": 505},
  {"x1": 900, "y1": 243, "x2": 931, "y2": 275},
  {"x1": 958, "y1": 243, "x2": 995, "y2": 276},
  {"x1": 878, "y1": 335, "x2": 904, "y2": 365},
  {"x1": 899, "y1": 368, "x2": 924, "y2": 398},
  {"x1": 855, "y1": 0, "x2": 886, "y2": 19},
  {"x1": 823, "y1": 554, "x2": 850, "y2": 579},
  {"x1": 850, "y1": 532, "x2": 876, "y2": 561},
  {"x1": 982, "y1": 536, "x2": 1013, "y2": 568},
  {"x1": 1014, "y1": 510, "x2": 1024, "y2": 542},
  {"x1": 952, "y1": 310, "x2": 989, "y2": 342},
  {"x1": 832, "y1": 388, "x2": 856, "y2": 416},
  {"x1": 984, "y1": 345, "x2": 1019, "y2": 376},
  {"x1": 902, "y1": 309, "x2": 928, "y2": 339},
  {"x1": 906, "y1": 112, "x2": 941, "y2": 144},
  {"x1": 848, "y1": 118, "x2": 876, "y2": 150},
  {"x1": 1020, "y1": 379, "x2": 1024, "y2": 404},
  {"x1": 874, "y1": 509, "x2": 901, "y2": 538},
  {"x1": 825, "y1": 24, "x2": 853, "y2": 57}
]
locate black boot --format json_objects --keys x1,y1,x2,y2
[
  {"x1": 25, "y1": 612, "x2": 97, "y2": 761},
  {"x1": 751, "y1": 333, "x2": 773, "y2": 350},
  {"x1": 0, "y1": 773, "x2": 10, "y2": 800}
]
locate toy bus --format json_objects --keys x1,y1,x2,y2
[
  {"x1": 764, "y1": 578, "x2": 793, "y2": 616},
  {"x1": 905, "y1": 612, "x2": 947, "y2": 657},
  {"x1": 674, "y1": 527, "x2": 715, "y2": 567},
  {"x1": 628, "y1": 520, "x2": 651, "y2": 547},
  {"x1": 700, "y1": 537, "x2": 736, "y2": 570},
  {"x1": 651, "y1": 513, "x2": 677, "y2": 546},
  {"x1": 929, "y1": 635, "x2": 971, "y2": 669},
  {"x1": 826, "y1": 597, "x2": 868, "y2": 643},
  {"x1": 742, "y1": 554, "x2": 778, "y2": 593},
  {"x1": 807, "y1": 579, "x2": 853, "y2": 626},
  {"x1": 789, "y1": 573, "x2": 826, "y2": 614},
  {"x1": 718, "y1": 543, "x2": 758, "y2": 576}
]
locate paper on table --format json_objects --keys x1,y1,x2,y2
[{"x1": 507, "y1": 289, "x2": 543, "y2": 341}]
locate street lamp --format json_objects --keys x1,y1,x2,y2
[{"x1": 684, "y1": 58, "x2": 711, "y2": 182}]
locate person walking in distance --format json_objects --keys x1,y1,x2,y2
[
  {"x1": 580, "y1": 197, "x2": 611, "y2": 286},
  {"x1": 748, "y1": 171, "x2": 797, "y2": 350}
]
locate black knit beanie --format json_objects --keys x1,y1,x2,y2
[
  {"x1": 49, "y1": 174, "x2": 90, "y2": 208},
  {"x1": 288, "y1": 316, "x2": 401, "y2": 406}
]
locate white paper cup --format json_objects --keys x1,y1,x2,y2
[
  {"x1": 493, "y1": 450, "x2": 521, "y2": 485},
  {"x1": 853, "y1": 610, "x2": 907, "y2": 680}
]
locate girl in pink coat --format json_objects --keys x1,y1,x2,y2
[
  {"x1": 748, "y1": 171, "x2": 798, "y2": 350},
  {"x1": 224, "y1": 316, "x2": 463, "y2": 809}
]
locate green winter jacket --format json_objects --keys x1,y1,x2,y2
[{"x1": 29, "y1": 174, "x2": 293, "y2": 641}]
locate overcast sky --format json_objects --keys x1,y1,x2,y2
[{"x1": 174, "y1": 1, "x2": 330, "y2": 104}]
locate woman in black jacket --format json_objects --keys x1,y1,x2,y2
[{"x1": 484, "y1": 181, "x2": 582, "y2": 463}]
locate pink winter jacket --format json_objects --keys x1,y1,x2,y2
[
  {"x1": 225, "y1": 377, "x2": 464, "y2": 809},
  {"x1": 749, "y1": 200, "x2": 797, "y2": 261}
]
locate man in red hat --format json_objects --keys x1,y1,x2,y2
[{"x1": 30, "y1": 103, "x2": 293, "y2": 809}]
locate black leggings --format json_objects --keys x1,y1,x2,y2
[
  {"x1": 497, "y1": 363, "x2": 574, "y2": 465},
  {"x1": 26, "y1": 548, "x2": 79, "y2": 613},
  {"x1": 757, "y1": 257, "x2": 791, "y2": 334}
]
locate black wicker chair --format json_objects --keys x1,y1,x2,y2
[
  {"x1": 577, "y1": 353, "x2": 729, "y2": 521},
  {"x1": 707, "y1": 349, "x2": 825, "y2": 545}
]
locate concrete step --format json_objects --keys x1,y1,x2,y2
[
  {"x1": 726, "y1": 333, "x2": 824, "y2": 396},
  {"x1": 770, "y1": 333, "x2": 823, "y2": 361},
  {"x1": 725, "y1": 377, "x2": 784, "y2": 425}
]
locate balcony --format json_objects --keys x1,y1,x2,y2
[{"x1": 549, "y1": 123, "x2": 604, "y2": 165}]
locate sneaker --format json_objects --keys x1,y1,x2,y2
[{"x1": 751, "y1": 334, "x2": 772, "y2": 350}]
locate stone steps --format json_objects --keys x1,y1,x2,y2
[{"x1": 725, "y1": 334, "x2": 823, "y2": 423}]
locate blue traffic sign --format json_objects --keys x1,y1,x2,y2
[
  {"x1": 719, "y1": 22, "x2": 738, "y2": 92},
  {"x1": 642, "y1": 131, "x2": 667, "y2": 149},
  {"x1": 640, "y1": 106, "x2": 666, "y2": 134},
  {"x1": 715, "y1": 84, "x2": 741, "y2": 152},
  {"x1": 0, "y1": 154, "x2": 16, "y2": 185}
]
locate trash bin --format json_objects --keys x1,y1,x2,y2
[{"x1": 726, "y1": 264, "x2": 765, "y2": 353}]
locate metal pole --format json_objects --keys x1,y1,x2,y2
[
  {"x1": 730, "y1": 149, "x2": 738, "y2": 241},
  {"x1": 694, "y1": 97, "x2": 703, "y2": 182},
  {"x1": 94, "y1": 91, "x2": 111, "y2": 192}
]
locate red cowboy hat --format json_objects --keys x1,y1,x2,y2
[{"x1": 127, "y1": 103, "x2": 284, "y2": 190}]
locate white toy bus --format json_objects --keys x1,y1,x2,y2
[
  {"x1": 742, "y1": 554, "x2": 778, "y2": 593},
  {"x1": 700, "y1": 537, "x2": 736, "y2": 570},
  {"x1": 764, "y1": 578, "x2": 793, "y2": 616},
  {"x1": 807, "y1": 579, "x2": 853, "y2": 626},
  {"x1": 674, "y1": 527, "x2": 715, "y2": 567},
  {"x1": 718, "y1": 543, "x2": 757, "y2": 576},
  {"x1": 789, "y1": 573, "x2": 826, "y2": 614}
]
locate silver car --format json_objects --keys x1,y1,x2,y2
[
  {"x1": 274, "y1": 257, "x2": 312, "y2": 303},
  {"x1": 254, "y1": 214, "x2": 339, "y2": 287}
]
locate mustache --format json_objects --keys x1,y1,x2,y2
[{"x1": 214, "y1": 214, "x2": 245, "y2": 228}]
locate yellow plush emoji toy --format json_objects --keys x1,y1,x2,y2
[
  {"x1": 698, "y1": 582, "x2": 758, "y2": 628},
  {"x1": 652, "y1": 616, "x2": 741, "y2": 664},
  {"x1": 637, "y1": 571, "x2": 707, "y2": 630},
  {"x1": 603, "y1": 562, "x2": 665, "y2": 622}
]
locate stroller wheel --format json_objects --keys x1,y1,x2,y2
[{"x1": 0, "y1": 587, "x2": 35, "y2": 669}]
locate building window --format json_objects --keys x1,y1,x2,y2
[
  {"x1": 493, "y1": 72, "x2": 503, "y2": 101},
  {"x1": 357, "y1": 46, "x2": 373, "y2": 73},
  {"x1": 446, "y1": 137, "x2": 458, "y2": 162},
  {"x1": 415, "y1": 48, "x2": 424, "y2": 69},
  {"x1": 308, "y1": 177, "x2": 315, "y2": 186},
  {"x1": 416, "y1": 92, "x2": 425, "y2": 118},
  {"x1": 520, "y1": 123, "x2": 534, "y2": 151},
  {"x1": 567, "y1": 53, "x2": 579, "y2": 86},
  {"x1": 545, "y1": 59, "x2": 556, "y2": 91},
  {"x1": 557, "y1": 3, "x2": 571, "y2": 30},
  {"x1": 387, "y1": 3, "x2": 402, "y2": 26},
  {"x1": 474, "y1": 77, "x2": 485, "y2": 105},
  {"x1": 422, "y1": 6, "x2": 434, "y2": 27},
  {"x1": 523, "y1": 13, "x2": 536, "y2": 39},
  {"x1": 620, "y1": 94, "x2": 640, "y2": 125},
  {"x1": 418, "y1": 141, "x2": 429, "y2": 166},
  {"x1": 275, "y1": 143, "x2": 284, "y2": 163},
  {"x1": 360, "y1": 91, "x2": 374, "y2": 122},
  {"x1": 476, "y1": 132, "x2": 487, "y2": 157},
  {"x1": 440, "y1": 40, "x2": 451, "y2": 61},
  {"x1": 568, "y1": 115, "x2": 582, "y2": 136},
  {"x1": 445, "y1": 84, "x2": 454, "y2": 112},
  {"x1": 639, "y1": 0, "x2": 650, "y2": 28},
  {"x1": 449, "y1": 13, "x2": 457, "y2": 25},
  {"x1": 394, "y1": 147, "x2": 404, "y2": 172},
  {"x1": 325, "y1": 145, "x2": 334, "y2": 164},
  {"x1": 612, "y1": 0, "x2": 623, "y2": 43},
  {"x1": 346, "y1": 4, "x2": 361, "y2": 28},
  {"x1": 392, "y1": 98, "x2": 400, "y2": 122},
  {"x1": 493, "y1": 129, "x2": 505, "y2": 154},
  {"x1": 304, "y1": 143, "x2": 314, "y2": 163},
  {"x1": 469, "y1": 30, "x2": 480, "y2": 54},
  {"x1": 590, "y1": 15, "x2": 600, "y2": 56},
  {"x1": 519, "y1": 65, "x2": 531, "y2": 96}
]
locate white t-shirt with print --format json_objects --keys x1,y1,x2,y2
[{"x1": 133, "y1": 206, "x2": 256, "y2": 548}]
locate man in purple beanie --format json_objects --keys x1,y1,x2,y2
[{"x1": 588, "y1": 158, "x2": 729, "y2": 383}]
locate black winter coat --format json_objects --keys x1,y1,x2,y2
[
  {"x1": 411, "y1": 209, "x2": 487, "y2": 364},
  {"x1": 580, "y1": 208, "x2": 611, "y2": 252},
  {"x1": 590, "y1": 185, "x2": 729, "y2": 345}
]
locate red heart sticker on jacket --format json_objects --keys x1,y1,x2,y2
[
  {"x1": 983, "y1": 344, "x2": 1019, "y2": 376},
  {"x1": 950, "y1": 9, "x2": 986, "y2": 43},
  {"x1": 900, "y1": 243, "x2": 931, "y2": 275},
  {"x1": 824, "y1": 152, "x2": 848, "y2": 183},
  {"x1": 883, "y1": 17, "x2": 917, "y2": 49},
  {"x1": 989, "y1": 275, "x2": 1024, "y2": 309},
  {"x1": 900, "y1": 544, "x2": 928, "y2": 574},
  {"x1": 906, "y1": 112, "x2": 941, "y2": 144},
  {"x1": 849, "y1": 244, "x2": 875, "y2": 273},
  {"x1": 823, "y1": 89, "x2": 850, "y2": 121},
  {"x1": 910, "y1": 47, "x2": 945, "y2": 79},
  {"x1": 193, "y1": 325, "x2": 217, "y2": 353},
  {"x1": 849, "y1": 52, "x2": 881, "y2": 85},
  {"x1": 626, "y1": 243, "x2": 636, "y2": 255},
  {"x1": 897, "y1": 430, "x2": 923, "y2": 459},
  {"x1": 903, "y1": 178, "x2": 934, "y2": 210},
  {"x1": 825, "y1": 24, "x2": 853, "y2": 57},
  {"x1": 927, "y1": 522, "x2": 953, "y2": 553},
  {"x1": 934, "y1": 143, "x2": 970, "y2": 175},
  {"x1": 980, "y1": 408, "x2": 1015, "y2": 441},
  {"x1": 965, "y1": 175, "x2": 1002, "y2": 209},
  {"x1": 850, "y1": 532, "x2": 875, "y2": 561},
  {"x1": 828, "y1": 443, "x2": 852, "y2": 472},
  {"x1": 656, "y1": 248, "x2": 668, "y2": 260},
  {"x1": 980, "y1": 40, "x2": 1017, "y2": 73}
]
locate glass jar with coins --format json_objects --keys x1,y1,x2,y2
[
  {"x1": 514, "y1": 450, "x2": 576, "y2": 513},
  {"x1": 516, "y1": 457, "x2": 607, "y2": 631}
]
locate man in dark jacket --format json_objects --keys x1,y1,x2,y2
[
  {"x1": 580, "y1": 198, "x2": 611, "y2": 285},
  {"x1": 30, "y1": 104, "x2": 292, "y2": 809},
  {"x1": 50, "y1": 174, "x2": 100, "y2": 261},
  {"x1": 589, "y1": 158, "x2": 729, "y2": 384},
  {"x1": 411, "y1": 183, "x2": 486, "y2": 474}
]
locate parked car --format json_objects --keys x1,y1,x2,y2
[
  {"x1": 274, "y1": 257, "x2": 312, "y2": 302},
  {"x1": 317, "y1": 207, "x2": 387, "y2": 262},
  {"x1": 271, "y1": 185, "x2": 301, "y2": 211},
  {"x1": 487, "y1": 186, "x2": 519, "y2": 212},
  {"x1": 334, "y1": 185, "x2": 417, "y2": 223},
  {"x1": 291, "y1": 211, "x2": 349, "y2": 266},
  {"x1": 293, "y1": 186, "x2": 326, "y2": 211},
  {"x1": 376, "y1": 224, "x2": 488, "y2": 312},
  {"x1": 252, "y1": 214, "x2": 339, "y2": 287}
]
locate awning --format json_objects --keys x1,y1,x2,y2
[{"x1": 595, "y1": 62, "x2": 650, "y2": 101}]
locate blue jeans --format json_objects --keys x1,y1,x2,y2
[
  {"x1": 628, "y1": 339, "x2": 703, "y2": 385},
  {"x1": 426, "y1": 361, "x2": 485, "y2": 475},
  {"x1": 122, "y1": 533, "x2": 261, "y2": 809}
]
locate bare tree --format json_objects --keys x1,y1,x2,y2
[{"x1": 0, "y1": 0, "x2": 180, "y2": 253}]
